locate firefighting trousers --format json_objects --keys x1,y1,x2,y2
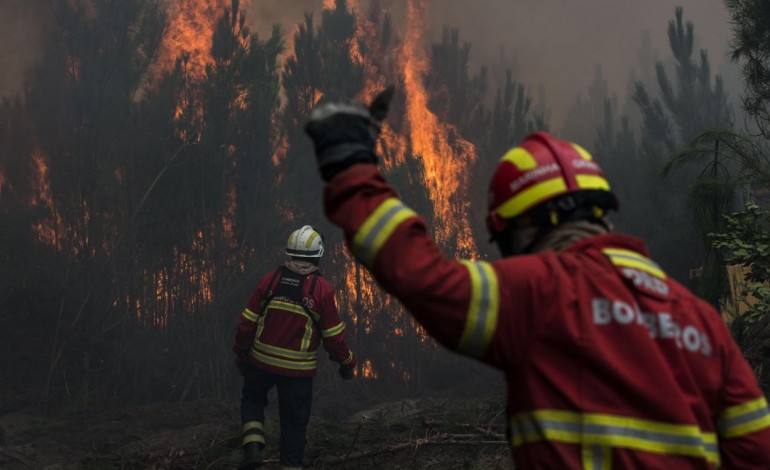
[{"x1": 241, "y1": 363, "x2": 313, "y2": 468}]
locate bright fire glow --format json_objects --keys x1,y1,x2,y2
[
  {"x1": 400, "y1": 0, "x2": 478, "y2": 256},
  {"x1": 158, "y1": 0, "x2": 248, "y2": 80},
  {"x1": 361, "y1": 358, "x2": 378, "y2": 379}
]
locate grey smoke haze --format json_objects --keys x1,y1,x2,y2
[
  {"x1": 0, "y1": 0, "x2": 45, "y2": 98},
  {"x1": 247, "y1": 0, "x2": 734, "y2": 127},
  {"x1": 1, "y1": 0, "x2": 735, "y2": 129}
]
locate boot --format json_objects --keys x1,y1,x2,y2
[{"x1": 237, "y1": 442, "x2": 262, "y2": 470}]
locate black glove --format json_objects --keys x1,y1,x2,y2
[
  {"x1": 304, "y1": 87, "x2": 395, "y2": 181},
  {"x1": 338, "y1": 364, "x2": 355, "y2": 381}
]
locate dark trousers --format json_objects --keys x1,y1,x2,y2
[{"x1": 241, "y1": 363, "x2": 313, "y2": 468}]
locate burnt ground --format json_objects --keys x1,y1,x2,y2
[{"x1": 0, "y1": 384, "x2": 513, "y2": 469}]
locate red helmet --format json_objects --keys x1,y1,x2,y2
[{"x1": 487, "y1": 132, "x2": 617, "y2": 234}]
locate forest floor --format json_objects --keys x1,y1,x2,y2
[{"x1": 0, "y1": 387, "x2": 513, "y2": 469}]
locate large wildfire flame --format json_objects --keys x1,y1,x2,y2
[
  {"x1": 158, "y1": 0, "x2": 251, "y2": 79},
  {"x1": 21, "y1": 0, "x2": 481, "y2": 384},
  {"x1": 400, "y1": 0, "x2": 478, "y2": 256}
]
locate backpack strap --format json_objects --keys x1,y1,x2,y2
[{"x1": 260, "y1": 267, "x2": 284, "y2": 311}]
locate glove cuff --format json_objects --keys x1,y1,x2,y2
[{"x1": 321, "y1": 150, "x2": 378, "y2": 181}]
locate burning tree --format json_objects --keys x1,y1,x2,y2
[{"x1": 0, "y1": 0, "x2": 527, "y2": 409}]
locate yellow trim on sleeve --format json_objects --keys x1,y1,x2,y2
[
  {"x1": 718, "y1": 397, "x2": 770, "y2": 439},
  {"x1": 352, "y1": 198, "x2": 418, "y2": 268},
  {"x1": 321, "y1": 321, "x2": 346, "y2": 338},
  {"x1": 458, "y1": 261, "x2": 500, "y2": 357},
  {"x1": 241, "y1": 307, "x2": 259, "y2": 322}
]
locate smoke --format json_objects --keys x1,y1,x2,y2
[
  {"x1": 425, "y1": 0, "x2": 733, "y2": 126},
  {"x1": 0, "y1": 0, "x2": 46, "y2": 98},
  {"x1": 246, "y1": 0, "x2": 733, "y2": 127},
  {"x1": 1, "y1": 0, "x2": 735, "y2": 128}
]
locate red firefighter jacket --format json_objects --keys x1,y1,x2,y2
[
  {"x1": 324, "y1": 164, "x2": 770, "y2": 469},
  {"x1": 233, "y1": 263, "x2": 355, "y2": 377}
]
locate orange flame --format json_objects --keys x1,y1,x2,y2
[
  {"x1": 400, "y1": 0, "x2": 478, "y2": 256},
  {"x1": 361, "y1": 358, "x2": 378, "y2": 379},
  {"x1": 158, "y1": 0, "x2": 236, "y2": 79}
]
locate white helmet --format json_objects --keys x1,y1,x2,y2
[{"x1": 286, "y1": 225, "x2": 324, "y2": 258}]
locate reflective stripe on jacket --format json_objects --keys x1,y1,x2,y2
[{"x1": 324, "y1": 164, "x2": 770, "y2": 468}]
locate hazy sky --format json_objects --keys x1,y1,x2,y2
[
  {"x1": 247, "y1": 0, "x2": 736, "y2": 125},
  {"x1": 1, "y1": 0, "x2": 737, "y2": 126}
]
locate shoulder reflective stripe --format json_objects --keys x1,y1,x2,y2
[
  {"x1": 242, "y1": 421, "x2": 263, "y2": 433},
  {"x1": 718, "y1": 397, "x2": 770, "y2": 438},
  {"x1": 582, "y1": 445, "x2": 611, "y2": 470},
  {"x1": 509, "y1": 410, "x2": 719, "y2": 466},
  {"x1": 253, "y1": 341, "x2": 317, "y2": 360},
  {"x1": 250, "y1": 350, "x2": 317, "y2": 370},
  {"x1": 352, "y1": 198, "x2": 417, "y2": 268},
  {"x1": 322, "y1": 321, "x2": 346, "y2": 338},
  {"x1": 602, "y1": 248, "x2": 666, "y2": 279},
  {"x1": 496, "y1": 177, "x2": 568, "y2": 218},
  {"x1": 341, "y1": 350, "x2": 354, "y2": 365},
  {"x1": 241, "y1": 308, "x2": 259, "y2": 322},
  {"x1": 458, "y1": 261, "x2": 500, "y2": 357}
]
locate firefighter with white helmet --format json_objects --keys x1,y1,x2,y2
[
  {"x1": 233, "y1": 225, "x2": 356, "y2": 470},
  {"x1": 303, "y1": 88, "x2": 770, "y2": 468}
]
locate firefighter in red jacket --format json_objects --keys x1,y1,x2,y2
[
  {"x1": 233, "y1": 225, "x2": 356, "y2": 470},
  {"x1": 303, "y1": 89, "x2": 770, "y2": 468}
]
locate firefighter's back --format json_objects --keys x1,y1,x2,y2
[{"x1": 501, "y1": 234, "x2": 770, "y2": 469}]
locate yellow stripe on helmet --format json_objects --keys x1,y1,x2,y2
[
  {"x1": 576, "y1": 174, "x2": 611, "y2": 191},
  {"x1": 496, "y1": 177, "x2": 567, "y2": 219},
  {"x1": 501, "y1": 147, "x2": 538, "y2": 170}
]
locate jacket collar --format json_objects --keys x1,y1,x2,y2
[{"x1": 564, "y1": 233, "x2": 651, "y2": 257}]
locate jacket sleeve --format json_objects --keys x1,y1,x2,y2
[
  {"x1": 315, "y1": 279, "x2": 356, "y2": 368},
  {"x1": 324, "y1": 164, "x2": 534, "y2": 368},
  {"x1": 233, "y1": 273, "x2": 270, "y2": 356},
  {"x1": 717, "y1": 332, "x2": 770, "y2": 467}
]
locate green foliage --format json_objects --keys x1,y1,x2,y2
[
  {"x1": 724, "y1": 0, "x2": 770, "y2": 139},
  {"x1": 711, "y1": 202, "x2": 770, "y2": 325}
]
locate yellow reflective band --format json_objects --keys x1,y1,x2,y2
[
  {"x1": 576, "y1": 174, "x2": 611, "y2": 191},
  {"x1": 253, "y1": 341, "x2": 317, "y2": 360},
  {"x1": 510, "y1": 409, "x2": 719, "y2": 466},
  {"x1": 602, "y1": 248, "x2": 666, "y2": 280},
  {"x1": 267, "y1": 300, "x2": 319, "y2": 321},
  {"x1": 241, "y1": 308, "x2": 259, "y2": 322},
  {"x1": 501, "y1": 147, "x2": 537, "y2": 170},
  {"x1": 496, "y1": 177, "x2": 567, "y2": 219},
  {"x1": 322, "y1": 321, "x2": 346, "y2": 338},
  {"x1": 243, "y1": 434, "x2": 265, "y2": 445},
  {"x1": 250, "y1": 350, "x2": 316, "y2": 370},
  {"x1": 582, "y1": 444, "x2": 611, "y2": 470},
  {"x1": 718, "y1": 397, "x2": 770, "y2": 439},
  {"x1": 353, "y1": 198, "x2": 418, "y2": 268},
  {"x1": 458, "y1": 261, "x2": 500, "y2": 357},
  {"x1": 242, "y1": 421, "x2": 263, "y2": 433},
  {"x1": 341, "y1": 350, "x2": 354, "y2": 365},
  {"x1": 300, "y1": 316, "x2": 314, "y2": 352}
]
